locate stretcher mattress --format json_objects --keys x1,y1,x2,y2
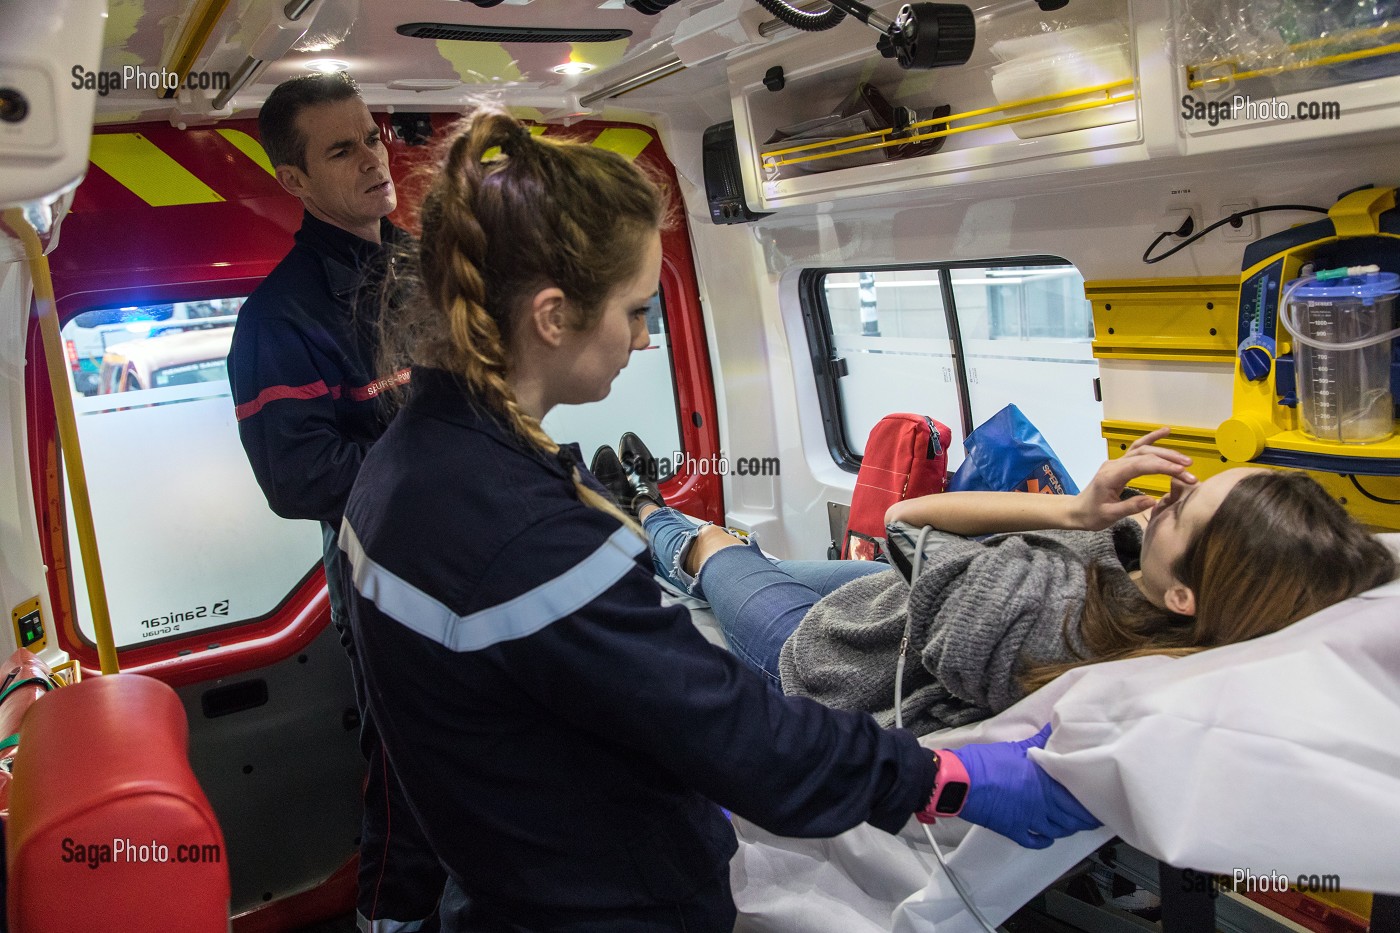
[{"x1": 725, "y1": 535, "x2": 1400, "y2": 932}]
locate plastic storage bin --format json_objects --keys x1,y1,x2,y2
[{"x1": 989, "y1": 25, "x2": 1134, "y2": 139}]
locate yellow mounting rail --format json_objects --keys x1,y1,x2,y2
[
  {"x1": 1086, "y1": 277, "x2": 1240, "y2": 363},
  {"x1": 1187, "y1": 21, "x2": 1400, "y2": 89},
  {"x1": 762, "y1": 79, "x2": 1135, "y2": 169},
  {"x1": 1100, "y1": 421, "x2": 1400, "y2": 531}
]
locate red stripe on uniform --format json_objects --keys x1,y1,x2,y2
[{"x1": 234, "y1": 380, "x2": 333, "y2": 421}]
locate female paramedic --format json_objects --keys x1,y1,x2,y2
[
  {"x1": 599, "y1": 431, "x2": 1396, "y2": 736},
  {"x1": 339, "y1": 108, "x2": 1099, "y2": 931}
]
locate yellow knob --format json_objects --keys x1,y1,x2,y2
[{"x1": 1217, "y1": 417, "x2": 1269, "y2": 461}]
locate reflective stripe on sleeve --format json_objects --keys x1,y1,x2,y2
[
  {"x1": 357, "y1": 913, "x2": 425, "y2": 933},
  {"x1": 340, "y1": 520, "x2": 646, "y2": 652}
]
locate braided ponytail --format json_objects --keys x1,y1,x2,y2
[{"x1": 389, "y1": 105, "x2": 666, "y2": 533}]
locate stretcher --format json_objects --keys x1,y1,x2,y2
[{"x1": 718, "y1": 535, "x2": 1400, "y2": 932}]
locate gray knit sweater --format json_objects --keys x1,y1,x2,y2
[{"x1": 777, "y1": 519, "x2": 1144, "y2": 736}]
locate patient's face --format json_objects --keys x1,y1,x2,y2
[{"x1": 1138, "y1": 469, "x2": 1264, "y2": 613}]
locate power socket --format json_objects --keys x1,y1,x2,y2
[
  {"x1": 1161, "y1": 209, "x2": 1195, "y2": 238},
  {"x1": 1221, "y1": 200, "x2": 1257, "y2": 242},
  {"x1": 1165, "y1": 188, "x2": 1196, "y2": 232}
]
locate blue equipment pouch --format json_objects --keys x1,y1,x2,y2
[{"x1": 947, "y1": 404, "x2": 1079, "y2": 495}]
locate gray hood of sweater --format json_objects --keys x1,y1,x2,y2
[{"x1": 778, "y1": 519, "x2": 1143, "y2": 736}]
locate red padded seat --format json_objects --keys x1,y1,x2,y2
[{"x1": 7, "y1": 674, "x2": 228, "y2": 932}]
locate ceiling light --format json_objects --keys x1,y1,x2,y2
[
  {"x1": 297, "y1": 33, "x2": 346, "y2": 53},
  {"x1": 551, "y1": 61, "x2": 595, "y2": 75},
  {"x1": 387, "y1": 78, "x2": 463, "y2": 91},
  {"x1": 305, "y1": 59, "x2": 350, "y2": 73}
]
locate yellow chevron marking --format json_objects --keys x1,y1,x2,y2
[
  {"x1": 435, "y1": 40, "x2": 523, "y2": 84},
  {"x1": 570, "y1": 38, "x2": 629, "y2": 71},
  {"x1": 105, "y1": 0, "x2": 148, "y2": 70},
  {"x1": 89, "y1": 133, "x2": 223, "y2": 206},
  {"x1": 217, "y1": 129, "x2": 275, "y2": 176},
  {"x1": 590, "y1": 128, "x2": 653, "y2": 161}
]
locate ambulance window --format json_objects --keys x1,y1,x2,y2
[
  {"x1": 59, "y1": 296, "x2": 325, "y2": 650},
  {"x1": 950, "y1": 263, "x2": 1103, "y2": 484},
  {"x1": 810, "y1": 269, "x2": 964, "y2": 462},
  {"x1": 541, "y1": 288, "x2": 683, "y2": 466},
  {"x1": 805, "y1": 260, "x2": 1105, "y2": 486}
]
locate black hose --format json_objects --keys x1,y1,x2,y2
[
  {"x1": 624, "y1": 0, "x2": 683, "y2": 13},
  {"x1": 1142, "y1": 204, "x2": 1330, "y2": 264},
  {"x1": 753, "y1": 0, "x2": 848, "y2": 31},
  {"x1": 1347, "y1": 474, "x2": 1400, "y2": 506}
]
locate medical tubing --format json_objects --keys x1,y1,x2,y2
[
  {"x1": 900, "y1": 525, "x2": 1002, "y2": 933},
  {"x1": 753, "y1": 0, "x2": 848, "y2": 31},
  {"x1": 1142, "y1": 204, "x2": 1330, "y2": 264},
  {"x1": 1279, "y1": 274, "x2": 1400, "y2": 351},
  {"x1": 897, "y1": 525, "x2": 933, "y2": 731}
]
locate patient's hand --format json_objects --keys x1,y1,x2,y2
[
  {"x1": 943, "y1": 725, "x2": 1100, "y2": 849},
  {"x1": 1070, "y1": 427, "x2": 1196, "y2": 531}
]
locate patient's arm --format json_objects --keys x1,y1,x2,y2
[
  {"x1": 887, "y1": 426, "x2": 1196, "y2": 535},
  {"x1": 887, "y1": 489, "x2": 1082, "y2": 536}
]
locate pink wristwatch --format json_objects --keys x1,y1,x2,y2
[{"x1": 916, "y1": 749, "x2": 970, "y2": 824}]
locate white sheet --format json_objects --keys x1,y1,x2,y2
[{"x1": 729, "y1": 536, "x2": 1400, "y2": 931}]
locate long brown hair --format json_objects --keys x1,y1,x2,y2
[
  {"x1": 1021, "y1": 470, "x2": 1396, "y2": 691},
  {"x1": 385, "y1": 107, "x2": 667, "y2": 529}
]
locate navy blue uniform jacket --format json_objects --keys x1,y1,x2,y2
[
  {"x1": 229, "y1": 211, "x2": 411, "y2": 527},
  {"x1": 341, "y1": 367, "x2": 940, "y2": 914}
]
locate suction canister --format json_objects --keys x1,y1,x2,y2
[{"x1": 1281, "y1": 268, "x2": 1399, "y2": 444}]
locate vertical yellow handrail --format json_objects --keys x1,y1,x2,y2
[{"x1": 2, "y1": 208, "x2": 120, "y2": 674}]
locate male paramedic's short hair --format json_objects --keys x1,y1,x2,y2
[{"x1": 258, "y1": 73, "x2": 362, "y2": 171}]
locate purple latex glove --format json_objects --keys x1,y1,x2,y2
[{"x1": 945, "y1": 724, "x2": 1100, "y2": 849}]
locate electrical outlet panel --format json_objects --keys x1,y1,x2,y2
[{"x1": 1221, "y1": 200, "x2": 1258, "y2": 242}]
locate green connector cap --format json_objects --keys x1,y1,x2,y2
[{"x1": 1316, "y1": 264, "x2": 1381, "y2": 281}]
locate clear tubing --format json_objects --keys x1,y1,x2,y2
[
  {"x1": 901, "y1": 526, "x2": 1001, "y2": 933},
  {"x1": 1280, "y1": 275, "x2": 1400, "y2": 351}
]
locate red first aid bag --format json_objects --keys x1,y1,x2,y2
[{"x1": 841, "y1": 413, "x2": 952, "y2": 561}]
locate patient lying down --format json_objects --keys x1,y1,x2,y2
[{"x1": 591, "y1": 428, "x2": 1394, "y2": 735}]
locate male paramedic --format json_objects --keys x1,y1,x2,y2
[{"x1": 227, "y1": 72, "x2": 446, "y2": 932}]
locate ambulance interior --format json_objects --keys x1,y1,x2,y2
[{"x1": 1, "y1": 0, "x2": 1399, "y2": 929}]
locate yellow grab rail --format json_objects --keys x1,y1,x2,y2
[
  {"x1": 159, "y1": 0, "x2": 234, "y2": 99},
  {"x1": 763, "y1": 81, "x2": 1136, "y2": 169},
  {"x1": 2, "y1": 209, "x2": 120, "y2": 674}
]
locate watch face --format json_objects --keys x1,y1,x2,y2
[{"x1": 935, "y1": 782, "x2": 968, "y2": 815}]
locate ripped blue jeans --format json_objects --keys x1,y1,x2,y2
[{"x1": 641, "y1": 507, "x2": 887, "y2": 687}]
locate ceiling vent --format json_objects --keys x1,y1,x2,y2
[{"x1": 397, "y1": 23, "x2": 633, "y2": 43}]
